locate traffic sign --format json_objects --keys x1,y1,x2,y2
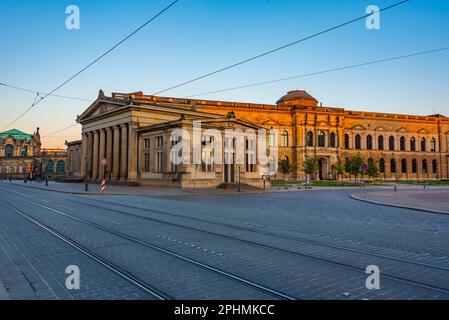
[{"x1": 101, "y1": 158, "x2": 107, "y2": 166}]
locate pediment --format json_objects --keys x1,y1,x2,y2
[
  {"x1": 396, "y1": 127, "x2": 408, "y2": 133},
  {"x1": 417, "y1": 128, "x2": 428, "y2": 134},
  {"x1": 351, "y1": 124, "x2": 366, "y2": 131},
  {"x1": 374, "y1": 126, "x2": 386, "y2": 131},
  {"x1": 261, "y1": 119, "x2": 280, "y2": 126},
  {"x1": 78, "y1": 99, "x2": 128, "y2": 122}
]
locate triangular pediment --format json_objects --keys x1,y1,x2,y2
[
  {"x1": 396, "y1": 127, "x2": 408, "y2": 133},
  {"x1": 261, "y1": 119, "x2": 280, "y2": 126},
  {"x1": 77, "y1": 99, "x2": 129, "y2": 122},
  {"x1": 375, "y1": 126, "x2": 386, "y2": 131},
  {"x1": 417, "y1": 128, "x2": 428, "y2": 134},
  {"x1": 351, "y1": 124, "x2": 366, "y2": 131}
]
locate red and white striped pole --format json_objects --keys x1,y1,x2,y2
[{"x1": 101, "y1": 179, "x2": 106, "y2": 193}]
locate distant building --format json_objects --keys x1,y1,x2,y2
[
  {"x1": 66, "y1": 140, "x2": 82, "y2": 178},
  {"x1": 72, "y1": 89, "x2": 449, "y2": 187},
  {"x1": 0, "y1": 127, "x2": 68, "y2": 180}
]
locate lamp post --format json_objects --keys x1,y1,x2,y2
[
  {"x1": 84, "y1": 156, "x2": 89, "y2": 192},
  {"x1": 237, "y1": 164, "x2": 241, "y2": 193}
]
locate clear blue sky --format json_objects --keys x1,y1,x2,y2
[{"x1": 1, "y1": 0, "x2": 448, "y2": 147}]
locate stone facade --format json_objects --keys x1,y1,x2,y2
[
  {"x1": 0, "y1": 128, "x2": 68, "y2": 180},
  {"x1": 66, "y1": 140, "x2": 82, "y2": 178},
  {"x1": 73, "y1": 90, "x2": 449, "y2": 187}
]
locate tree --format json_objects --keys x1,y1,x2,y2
[
  {"x1": 367, "y1": 159, "x2": 379, "y2": 181},
  {"x1": 278, "y1": 158, "x2": 298, "y2": 181},
  {"x1": 345, "y1": 155, "x2": 364, "y2": 181},
  {"x1": 303, "y1": 156, "x2": 319, "y2": 188},
  {"x1": 335, "y1": 157, "x2": 345, "y2": 182}
]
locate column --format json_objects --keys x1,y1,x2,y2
[
  {"x1": 127, "y1": 123, "x2": 139, "y2": 181},
  {"x1": 120, "y1": 124, "x2": 128, "y2": 180},
  {"x1": 106, "y1": 127, "x2": 113, "y2": 179},
  {"x1": 92, "y1": 131, "x2": 99, "y2": 179},
  {"x1": 80, "y1": 133, "x2": 88, "y2": 179},
  {"x1": 98, "y1": 129, "x2": 106, "y2": 179},
  {"x1": 113, "y1": 126, "x2": 120, "y2": 179},
  {"x1": 87, "y1": 132, "x2": 93, "y2": 178}
]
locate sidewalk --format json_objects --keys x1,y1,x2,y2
[{"x1": 351, "y1": 189, "x2": 449, "y2": 215}]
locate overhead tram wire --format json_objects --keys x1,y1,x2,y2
[
  {"x1": 1, "y1": 0, "x2": 179, "y2": 131},
  {"x1": 152, "y1": 0, "x2": 411, "y2": 96},
  {"x1": 5, "y1": 44, "x2": 447, "y2": 137},
  {"x1": 0, "y1": 82, "x2": 92, "y2": 102},
  {"x1": 42, "y1": 124, "x2": 80, "y2": 138},
  {"x1": 186, "y1": 46, "x2": 449, "y2": 98}
]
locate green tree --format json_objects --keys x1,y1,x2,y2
[
  {"x1": 303, "y1": 156, "x2": 319, "y2": 188},
  {"x1": 367, "y1": 159, "x2": 379, "y2": 181},
  {"x1": 345, "y1": 155, "x2": 364, "y2": 181},
  {"x1": 335, "y1": 157, "x2": 345, "y2": 182},
  {"x1": 278, "y1": 158, "x2": 290, "y2": 181}
]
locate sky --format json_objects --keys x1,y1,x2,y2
[{"x1": 1, "y1": 0, "x2": 448, "y2": 148}]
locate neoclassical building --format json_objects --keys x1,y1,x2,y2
[
  {"x1": 0, "y1": 128, "x2": 68, "y2": 179},
  {"x1": 74, "y1": 90, "x2": 449, "y2": 187}
]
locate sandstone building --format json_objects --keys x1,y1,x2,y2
[
  {"x1": 0, "y1": 128, "x2": 68, "y2": 179},
  {"x1": 74, "y1": 90, "x2": 449, "y2": 187}
]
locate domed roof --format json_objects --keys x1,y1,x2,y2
[{"x1": 276, "y1": 90, "x2": 318, "y2": 106}]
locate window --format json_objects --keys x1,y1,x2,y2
[
  {"x1": 410, "y1": 137, "x2": 416, "y2": 151},
  {"x1": 431, "y1": 138, "x2": 436, "y2": 152},
  {"x1": 47, "y1": 160, "x2": 55, "y2": 174},
  {"x1": 5, "y1": 144, "x2": 14, "y2": 157},
  {"x1": 21, "y1": 146, "x2": 28, "y2": 157},
  {"x1": 171, "y1": 135, "x2": 182, "y2": 173},
  {"x1": 156, "y1": 151, "x2": 163, "y2": 173},
  {"x1": 412, "y1": 159, "x2": 417, "y2": 173},
  {"x1": 281, "y1": 130, "x2": 289, "y2": 147},
  {"x1": 389, "y1": 136, "x2": 395, "y2": 151},
  {"x1": 344, "y1": 134, "x2": 350, "y2": 149},
  {"x1": 422, "y1": 159, "x2": 428, "y2": 174},
  {"x1": 269, "y1": 131, "x2": 276, "y2": 148},
  {"x1": 144, "y1": 153, "x2": 150, "y2": 172},
  {"x1": 56, "y1": 161, "x2": 65, "y2": 174},
  {"x1": 246, "y1": 139, "x2": 256, "y2": 173},
  {"x1": 156, "y1": 136, "x2": 163, "y2": 148},
  {"x1": 144, "y1": 138, "x2": 150, "y2": 149},
  {"x1": 330, "y1": 132, "x2": 336, "y2": 148},
  {"x1": 307, "y1": 131, "x2": 314, "y2": 147},
  {"x1": 355, "y1": 134, "x2": 361, "y2": 150},
  {"x1": 390, "y1": 158, "x2": 396, "y2": 173},
  {"x1": 400, "y1": 137, "x2": 406, "y2": 151},
  {"x1": 201, "y1": 136, "x2": 213, "y2": 172},
  {"x1": 366, "y1": 135, "x2": 373, "y2": 150},
  {"x1": 318, "y1": 131, "x2": 325, "y2": 147},
  {"x1": 401, "y1": 159, "x2": 407, "y2": 173},
  {"x1": 432, "y1": 159, "x2": 438, "y2": 174},
  {"x1": 378, "y1": 136, "x2": 384, "y2": 150},
  {"x1": 421, "y1": 138, "x2": 426, "y2": 152},
  {"x1": 379, "y1": 158, "x2": 385, "y2": 173}
]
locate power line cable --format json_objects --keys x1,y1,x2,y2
[
  {"x1": 2, "y1": 0, "x2": 179, "y2": 131},
  {"x1": 153, "y1": 0, "x2": 410, "y2": 96},
  {"x1": 0, "y1": 82, "x2": 92, "y2": 102},
  {"x1": 187, "y1": 46, "x2": 449, "y2": 97},
  {"x1": 42, "y1": 124, "x2": 80, "y2": 138}
]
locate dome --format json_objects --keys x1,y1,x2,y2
[{"x1": 276, "y1": 90, "x2": 318, "y2": 107}]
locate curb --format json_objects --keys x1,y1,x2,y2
[{"x1": 350, "y1": 193, "x2": 449, "y2": 216}]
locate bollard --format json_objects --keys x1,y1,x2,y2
[{"x1": 84, "y1": 183, "x2": 89, "y2": 192}]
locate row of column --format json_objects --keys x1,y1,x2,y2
[{"x1": 80, "y1": 123, "x2": 138, "y2": 181}]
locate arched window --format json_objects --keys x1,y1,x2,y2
[
  {"x1": 401, "y1": 159, "x2": 407, "y2": 173},
  {"x1": 378, "y1": 135, "x2": 384, "y2": 150},
  {"x1": 390, "y1": 158, "x2": 396, "y2": 173},
  {"x1": 410, "y1": 137, "x2": 416, "y2": 151},
  {"x1": 389, "y1": 136, "x2": 395, "y2": 151},
  {"x1": 432, "y1": 159, "x2": 438, "y2": 174},
  {"x1": 431, "y1": 138, "x2": 436, "y2": 152},
  {"x1": 47, "y1": 160, "x2": 55, "y2": 174},
  {"x1": 421, "y1": 138, "x2": 426, "y2": 152},
  {"x1": 21, "y1": 146, "x2": 28, "y2": 157},
  {"x1": 422, "y1": 159, "x2": 428, "y2": 174},
  {"x1": 366, "y1": 135, "x2": 373, "y2": 150},
  {"x1": 307, "y1": 131, "x2": 314, "y2": 147},
  {"x1": 344, "y1": 134, "x2": 350, "y2": 149},
  {"x1": 400, "y1": 137, "x2": 406, "y2": 151},
  {"x1": 56, "y1": 161, "x2": 65, "y2": 174},
  {"x1": 281, "y1": 130, "x2": 289, "y2": 147},
  {"x1": 379, "y1": 158, "x2": 385, "y2": 173},
  {"x1": 318, "y1": 131, "x2": 325, "y2": 147},
  {"x1": 330, "y1": 132, "x2": 336, "y2": 148},
  {"x1": 355, "y1": 134, "x2": 361, "y2": 150},
  {"x1": 412, "y1": 159, "x2": 417, "y2": 173},
  {"x1": 5, "y1": 144, "x2": 14, "y2": 158}
]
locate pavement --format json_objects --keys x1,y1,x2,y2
[
  {"x1": 1, "y1": 181, "x2": 449, "y2": 300},
  {"x1": 352, "y1": 189, "x2": 449, "y2": 215}
]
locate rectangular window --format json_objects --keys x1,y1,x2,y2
[
  {"x1": 144, "y1": 153, "x2": 150, "y2": 172},
  {"x1": 156, "y1": 151, "x2": 163, "y2": 173},
  {"x1": 246, "y1": 139, "x2": 256, "y2": 172}
]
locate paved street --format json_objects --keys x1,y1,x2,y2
[{"x1": 0, "y1": 181, "x2": 449, "y2": 300}]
